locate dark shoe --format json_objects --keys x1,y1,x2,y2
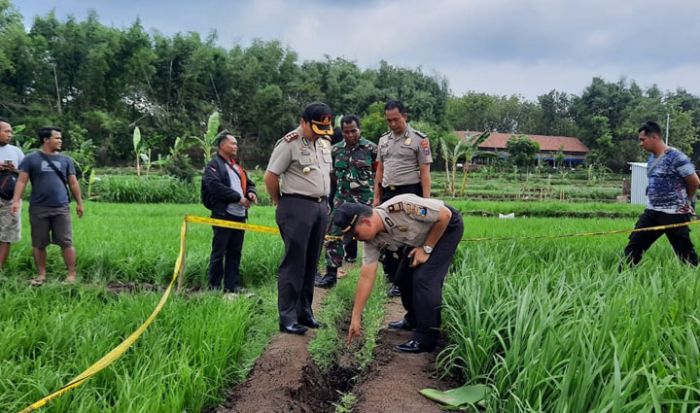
[
  {"x1": 345, "y1": 256, "x2": 357, "y2": 264},
  {"x1": 394, "y1": 339, "x2": 434, "y2": 353},
  {"x1": 388, "y1": 284, "x2": 401, "y2": 297},
  {"x1": 315, "y1": 274, "x2": 337, "y2": 288},
  {"x1": 314, "y1": 271, "x2": 324, "y2": 283},
  {"x1": 298, "y1": 316, "x2": 323, "y2": 329},
  {"x1": 388, "y1": 318, "x2": 414, "y2": 331},
  {"x1": 225, "y1": 286, "x2": 246, "y2": 294},
  {"x1": 279, "y1": 323, "x2": 308, "y2": 335}
]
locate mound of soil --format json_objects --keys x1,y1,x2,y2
[
  {"x1": 216, "y1": 288, "x2": 335, "y2": 413},
  {"x1": 351, "y1": 297, "x2": 456, "y2": 413}
]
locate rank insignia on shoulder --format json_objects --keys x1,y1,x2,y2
[
  {"x1": 283, "y1": 131, "x2": 300, "y2": 143},
  {"x1": 414, "y1": 129, "x2": 428, "y2": 139},
  {"x1": 386, "y1": 203, "x2": 404, "y2": 213}
]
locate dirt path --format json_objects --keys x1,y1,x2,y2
[
  {"x1": 216, "y1": 287, "x2": 333, "y2": 413},
  {"x1": 351, "y1": 297, "x2": 450, "y2": 413}
]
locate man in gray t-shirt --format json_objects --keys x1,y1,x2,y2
[{"x1": 12, "y1": 126, "x2": 84, "y2": 284}]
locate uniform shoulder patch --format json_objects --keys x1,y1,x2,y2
[
  {"x1": 413, "y1": 129, "x2": 428, "y2": 139},
  {"x1": 282, "y1": 131, "x2": 300, "y2": 143}
]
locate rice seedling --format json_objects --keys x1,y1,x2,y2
[{"x1": 440, "y1": 216, "x2": 700, "y2": 412}]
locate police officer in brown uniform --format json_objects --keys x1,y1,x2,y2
[
  {"x1": 264, "y1": 102, "x2": 334, "y2": 335},
  {"x1": 338, "y1": 194, "x2": 463, "y2": 353},
  {"x1": 373, "y1": 100, "x2": 433, "y2": 297}
]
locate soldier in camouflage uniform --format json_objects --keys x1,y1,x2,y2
[{"x1": 315, "y1": 115, "x2": 377, "y2": 288}]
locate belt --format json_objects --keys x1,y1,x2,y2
[
  {"x1": 283, "y1": 194, "x2": 328, "y2": 203},
  {"x1": 384, "y1": 183, "x2": 420, "y2": 191}
]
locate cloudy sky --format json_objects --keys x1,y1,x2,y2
[{"x1": 13, "y1": 0, "x2": 700, "y2": 100}]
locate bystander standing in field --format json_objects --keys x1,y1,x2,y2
[
  {"x1": 315, "y1": 115, "x2": 377, "y2": 288},
  {"x1": 622, "y1": 121, "x2": 699, "y2": 267},
  {"x1": 11, "y1": 127, "x2": 84, "y2": 284},
  {"x1": 374, "y1": 100, "x2": 433, "y2": 297},
  {"x1": 264, "y1": 102, "x2": 334, "y2": 335},
  {"x1": 341, "y1": 194, "x2": 463, "y2": 353},
  {"x1": 201, "y1": 131, "x2": 257, "y2": 296},
  {"x1": 0, "y1": 117, "x2": 24, "y2": 270}
]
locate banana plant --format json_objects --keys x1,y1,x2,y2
[
  {"x1": 133, "y1": 126, "x2": 142, "y2": 176},
  {"x1": 440, "y1": 131, "x2": 490, "y2": 197},
  {"x1": 459, "y1": 131, "x2": 490, "y2": 196},
  {"x1": 191, "y1": 111, "x2": 220, "y2": 164}
]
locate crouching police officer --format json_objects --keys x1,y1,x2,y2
[
  {"x1": 340, "y1": 194, "x2": 463, "y2": 353},
  {"x1": 374, "y1": 100, "x2": 433, "y2": 297},
  {"x1": 264, "y1": 102, "x2": 334, "y2": 335}
]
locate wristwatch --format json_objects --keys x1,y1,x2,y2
[{"x1": 422, "y1": 245, "x2": 433, "y2": 254}]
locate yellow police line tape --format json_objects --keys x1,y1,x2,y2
[
  {"x1": 20, "y1": 215, "x2": 329, "y2": 413},
  {"x1": 21, "y1": 220, "x2": 189, "y2": 413},
  {"x1": 21, "y1": 213, "x2": 698, "y2": 411}
]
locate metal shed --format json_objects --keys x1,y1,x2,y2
[{"x1": 628, "y1": 162, "x2": 648, "y2": 205}]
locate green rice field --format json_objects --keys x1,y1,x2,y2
[{"x1": 2, "y1": 201, "x2": 699, "y2": 411}]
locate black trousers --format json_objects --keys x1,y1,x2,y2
[
  {"x1": 276, "y1": 196, "x2": 329, "y2": 326},
  {"x1": 623, "y1": 209, "x2": 698, "y2": 266},
  {"x1": 396, "y1": 205, "x2": 463, "y2": 348},
  {"x1": 380, "y1": 183, "x2": 423, "y2": 283},
  {"x1": 209, "y1": 213, "x2": 246, "y2": 292},
  {"x1": 345, "y1": 239, "x2": 358, "y2": 260}
]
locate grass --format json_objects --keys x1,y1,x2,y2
[
  {"x1": 0, "y1": 281, "x2": 278, "y2": 412},
  {"x1": 448, "y1": 199, "x2": 644, "y2": 218},
  {"x1": 90, "y1": 175, "x2": 200, "y2": 204},
  {"x1": 309, "y1": 267, "x2": 387, "y2": 372},
  {"x1": 0, "y1": 202, "x2": 283, "y2": 412},
  {"x1": 3, "y1": 202, "x2": 282, "y2": 287},
  {"x1": 439, "y1": 215, "x2": 700, "y2": 412},
  {"x1": 6, "y1": 197, "x2": 696, "y2": 412}
]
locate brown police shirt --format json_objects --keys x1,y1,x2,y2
[
  {"x1": 266, "y1": 127, "x2": 332, "y2": 198},
  {"x1": 377, "y1": 125, "x2": 433, "y2": 187},
  {"x1": 362, "y1": 194, "x2": 445, "y2": 264}
]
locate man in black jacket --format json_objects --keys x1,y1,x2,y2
[{"x1": 202, "y1": 132, "x2": 257, "y2": 294}]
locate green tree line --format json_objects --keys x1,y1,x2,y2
[
  {"x1": 2, "y1": 0, "x2": 700, "y2": 171},
  {"x1": 448, "y1": 81, "x2": 700, "y2": 171},
  {"x1": 0, "y1": 1, "x2": 448, "y2": 167}
]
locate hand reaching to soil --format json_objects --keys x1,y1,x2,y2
[{"x1": 347, "y1": 318, "x2": 362, "y2": 344}]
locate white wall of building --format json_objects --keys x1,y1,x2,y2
[{"x1": 629, "y1": 162, "x2": 648, "y2": 205}]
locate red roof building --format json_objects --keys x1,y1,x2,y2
[{"x1": 455, "y1": 131, "x2": 590, "y2": 165}]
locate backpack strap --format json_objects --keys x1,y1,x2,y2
[{"x1": 37, "y1": 151, "x2": 70, "y2": 200}]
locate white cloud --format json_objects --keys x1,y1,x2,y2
[{"x1": 14, "y1": 0, "x2": 700, "y2": 99}]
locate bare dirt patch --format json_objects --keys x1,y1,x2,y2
[
  {"x1": 215, "y1": 287, "x2": 335, "y2": 413},
  {"x1": 351, "y1": 297, "x2": 455, "y2": 413}
]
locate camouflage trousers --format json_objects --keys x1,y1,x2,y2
[
  {"x1": 324, "y1": 197, "x2": 370, "y2": 270},
  {"x1": 0, "y1": 199, "x2": 20, "y2": 243}
]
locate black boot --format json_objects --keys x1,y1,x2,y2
[{"x1": 315, "y1": 267, "x2": 337, "y2": 288}]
